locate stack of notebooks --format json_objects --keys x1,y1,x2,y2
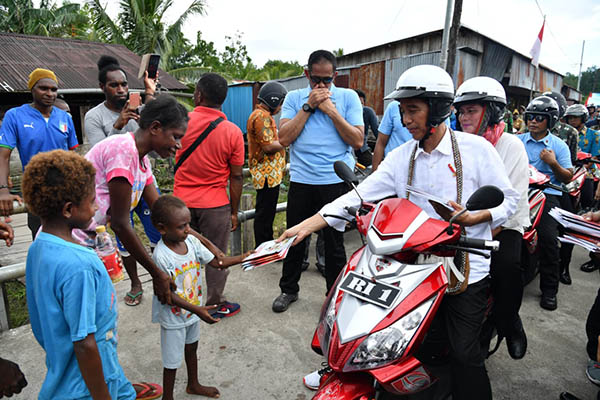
[
  {"x1": 550, "y1": 208, "x2": 600, "y2": 252},
  {"x1": 242, "y1": 236, "x2": 297, "y2": 271}
]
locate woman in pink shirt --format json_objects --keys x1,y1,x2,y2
[{"x1": 81, "y1": 95, "x2": 224, "y2": 306}]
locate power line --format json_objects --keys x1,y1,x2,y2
[{"x1": 531, "y1": 0, "x2": 579, "y2": 69}]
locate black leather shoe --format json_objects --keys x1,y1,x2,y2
[
  {"x1": 581, "y1": 260, "x2": 600, "y2": 273},
  {"x1": 560, "y1": 392, "x2": 583, "y2": 400},
  {"x1": 272, "y1": 292, "x2": 298, "y2": 313},
  {"x1": 506, "y1": 317, "x2": 527, "y2": 359},
  {"x1": 560, "y1": 270, "x2": 572, "y2": 285},
  {"x1": 540, "y1": 295, "x2": 558, "y2": 311}
]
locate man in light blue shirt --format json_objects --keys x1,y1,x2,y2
[
  {"x1": 273, "y1": 50, "x2": 364, "y2": 312},
  {"x1": 517, "y1": 96, "x2": 573, "y2": 311},
  {"x1": 372, "y1": 100, "x2": 412, "y2": 170}
]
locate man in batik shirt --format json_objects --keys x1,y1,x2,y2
[{"x1": 247, "y1": 81, "x2": 288, "y2": 246}]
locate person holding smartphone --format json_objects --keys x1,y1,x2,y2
[{"x1": 84, "y1": 55, "x2": 161, "y2": 307}]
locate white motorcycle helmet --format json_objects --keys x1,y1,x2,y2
[
  {"x1": 454, "y1": 76, "x2": 507, "y2": 125},
  {"x1": 385, "y1": 65, "x2": 455, "y2": 127}
]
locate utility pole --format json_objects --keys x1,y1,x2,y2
[
  {"x1": 445, "y1": 0, "x2": 463, "y2": 76},
  {"x1": 439, "y1": 0, "x2": 454, "y2": 70},
  {"x1": 577, "y1": 40, "x2": 585, "y2": 92}
]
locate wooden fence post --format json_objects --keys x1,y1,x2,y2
[{"x1": 241, "y1": 194, "x2": 255, "y2": 253}]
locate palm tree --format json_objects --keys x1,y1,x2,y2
[
  {"x1": 87, "y1": 0, "x2": 206, "y2": 69},
  {"x1": 0, "y1": 0, "x2": 90, "y2": 38}
]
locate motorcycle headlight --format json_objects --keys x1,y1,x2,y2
[
  {"x1": 317, "y1": 289, "x2": 338, "y2": 357},
  {"x1": 343, "y1": 297, "x2": 435, "y2": 372}
]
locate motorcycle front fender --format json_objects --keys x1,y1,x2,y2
[{"x1": 312, "y1": 372, "x2": 374, "y2": 400}]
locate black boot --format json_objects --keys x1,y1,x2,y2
[
  {"x1": 560, "y1": 263, "x2": 572, "y2": 285},
  {"x1": 581, "y1": 258, "x2": 600, "y2": 273},
  {"x1": 506, "y1": 316, "x2": 527, "y2": 359}
]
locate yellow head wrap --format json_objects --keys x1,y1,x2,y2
[{"x1": 27, "y1": 68, "x2": 58, "y2": 90}]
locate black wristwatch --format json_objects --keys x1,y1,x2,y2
[{"x1": 302, "y1": 103, "x2": 316, "y2": 114}]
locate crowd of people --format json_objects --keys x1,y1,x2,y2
[{"x1": 0, "y1": 48, "x2": 598, "y2": 399}]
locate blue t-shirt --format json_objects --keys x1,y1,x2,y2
[
  {"x1": 379, "y1": 101, "x2": 412, "y2": 156},
  {"x1": 0, "y1": 104, "x2": 78, "y2": 170},
  {"x1": 281, "y1": 85, "x2": 363, "y2": 184},
  {"x1": 518, "y1": 131, "x2": 573, "y2": 196},
  {"x1": 26, "y1": 232, "x2": 135, "y2": 400},
  {"x1": 578, "y1": 127, "x2": 600, "y2": 157}
]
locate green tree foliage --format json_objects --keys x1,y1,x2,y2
[
  {"x1": 0, "y1": 0, "x2": 90, "y2": 38},
  {"x1": 87, "y1": 0, "x2": 206, "y2": 69},
  {"x1": 168, "y1": 31, "x2": 304, "y2": 83},
  {"x1": 332, "y1": 48, "x2": 344, "y2": 57},
  {"x1": 564, "y1": 66, "x2": 600, "y2": 97}
]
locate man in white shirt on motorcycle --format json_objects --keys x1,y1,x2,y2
[{"x1": 284, "y1": 65, "x2": 518, "y2": 400}]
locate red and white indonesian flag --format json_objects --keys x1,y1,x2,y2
[{"x1": 530, "y1": 20, "x2": 545, "y2": 67}]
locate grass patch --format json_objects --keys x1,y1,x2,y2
[{"x1": 5, "y1": 280, "x2": 28, "y2": 328}]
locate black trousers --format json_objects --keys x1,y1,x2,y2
[
  {"x1": 490, "y1": 229, "x2": 523, "y2": 337},
  {"x1": 423, "y1": 278, "x2": 492, "y2": 400},
  {"x1": 581, "y1": 178, "x2": 596, "y2": 210},
  {"x1": 559, "y1": 193, "x2": 576, "y2": 273},
  {"x1": 537, "y1": 194, "x2": 561, "y2": 297},
  {"x1": 254, "y1": 184, "x2": 280, "y2": 246},
  {"x1": 587, "y1": 287, "x2": 600, "y2": 361},
  {"x1": 279, "y1": 182, "x2": 348, "y2": 294}
]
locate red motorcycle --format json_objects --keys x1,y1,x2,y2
[
  {"x1": 562, "y1": 152, "x2": 598, "y2": 211},
  {"x1": 311, "y1": 162, "x2": 503, "y2": 399}
]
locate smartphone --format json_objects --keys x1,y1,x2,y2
[
  {"x1": 137, "y1": 54, "x2": 161, "y2": 80},
  {"x1": 129, "y1": 92, "x2": 140, "y2": 110},
  {"x1": 146, "y1": 54, "x2": 160, "y2": 79}
]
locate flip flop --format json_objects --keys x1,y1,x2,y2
[
  {"x1": 124, "y1": 290, "x2": 143, "y2": 306},
  {"x1": 133, "y1": 382, "x2": 163, "y2": 400}
]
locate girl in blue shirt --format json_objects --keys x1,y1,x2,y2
[{"x1": 23, "y1": 150, "x2": 160, "y2": 399}]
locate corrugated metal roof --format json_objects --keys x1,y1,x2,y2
[
  {"x1": 339, "y1": 24, "x2": 563, "y2": 77},
  {"x1": 384, "y1": 52, "x2": 440, "y2": 108},
  {"x1": 509, "y1": 54, "x2": 562, "y2": 93},
  {"x1": 480, "y1": 41, "x2": 512, "y2": 81},
  {"x1": 222, "y1": 85, "x2": 254, "y2": 134},
  {"x1": 0, "y1": 33, "x2": 187, "y2": 92},
  {"x1": 276, "y1": 75, "x2": 309, "y2": 92},
  {"x1": 349, "y1": 61, "x2": 385, "y2": 115}
]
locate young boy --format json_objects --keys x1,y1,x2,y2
[
  {"x1": 23, "y1": 150, "x2": 139, "y2": 399},
  {"x1": 151, "y1": 195, "x2": 247, "y2": 400}
]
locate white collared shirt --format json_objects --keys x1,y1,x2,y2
[{"x1": 320, "y1": 127, "x2": 519, "y2": 284}]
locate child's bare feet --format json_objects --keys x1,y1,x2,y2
[{"x1": 186, "y1": 383, "x2": 220, "y2": 398}]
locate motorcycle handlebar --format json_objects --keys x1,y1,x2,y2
[
  {"x1": 457, "y1": 237, "x2": 500, "y2": 252},
  {"x1": 345, "y1": 206, "x2": 359, "y2": 216}
]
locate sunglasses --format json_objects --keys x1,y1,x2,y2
[
  {"x1": 526, "y1": 114, "x2": 547, "y2": 122},
  {"x1": 309, "y1": 75, "x2": 334, "y2": 85}
]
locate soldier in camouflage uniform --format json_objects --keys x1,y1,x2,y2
[
  {"x1": 587, "y1": 105, "x2": 599, "y2": 130},
  {"x1": 503, "y1": 108, "x2": 513, "y2": 132}
]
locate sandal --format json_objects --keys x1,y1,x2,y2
[
  {"x1": 124, "y1": 290, "x2": 143, "y2": 306},
  {"x1": 133, "y1": 382, "x2": 163, "y2": 400}
]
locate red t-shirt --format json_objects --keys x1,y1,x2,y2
[{"x1": 174, "y1": 107, "x2": 245, "y2": 209}]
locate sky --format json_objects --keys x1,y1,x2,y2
[{"x1": 96, "y1": 0, "x2": 599, "y2": 76}]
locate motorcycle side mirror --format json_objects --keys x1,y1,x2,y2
[
  {"x1": 334, "y1": 161, "x2": 359, "y2": 186},
  {"x1": 465, "y1": 185, "x2": 504, "y2": 211}
]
